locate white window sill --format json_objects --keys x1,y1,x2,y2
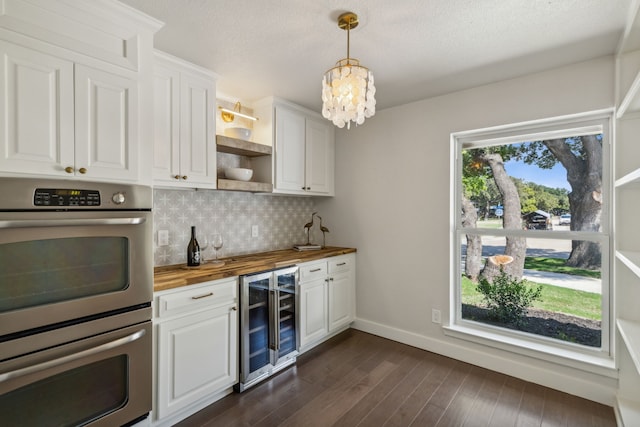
[{"x1": 443, "y1": 322, "x2": 617, "y2": 379}]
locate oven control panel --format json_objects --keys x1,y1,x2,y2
[{"x1": 34, "y1": 188, "x2": 101, "y2": 207}]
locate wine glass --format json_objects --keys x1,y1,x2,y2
[
  {"x1": 210, "y1": 233, "x2": 224, "y2": 266},
  {"x1": 199, "y1": 235, "x2": 209, "y2": 263}
]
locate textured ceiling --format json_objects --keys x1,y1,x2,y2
[{"x1": 120, "y1": 0, "x2": 632, "y2": 113}]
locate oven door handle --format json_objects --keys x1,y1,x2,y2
[
  {"x1": 0, "y1": 218, "x2": 146, "y2": 229},
  {"x1": 0, "y1": 329, "x2": 146, "y2": 383}
]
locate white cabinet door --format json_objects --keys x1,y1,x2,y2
[
  {"x1": 0, "y1": 40, "x2": 74, "y2": 176},
  {"x1": 74, "y1": 64, "x2": 138, "y2": 181},
  {"x1": 275, "y1": 106, "x2": 306, "y2": 192},
  {"x1": 156, "y1": 304, "x2": 238, "y2": 419},
  {"x1": 305, "y1": 118, "x2": 334, "y2": 195},
  {"x1": 179, "y1": 72, "x2": 216, "y2": 186},
  {"x1": 299, "y1": 277, "x2": 329, "y2": 348},
  {"x1": 152, "y1": 64, "x2": 181, "y2": 184},
  {"x1": 152, "y1": 52, "x2": 216, "y2": 189},
  {"x1": 328, "y1": 270, "x2": 353, "y2": 332}
]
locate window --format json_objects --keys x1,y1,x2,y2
[{"x1": 450, "y1": 112, "x2": 611, "y2": 361}]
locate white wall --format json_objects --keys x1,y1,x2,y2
[{"x1": 315, "y1": 56, "x2": 617, "y2": 404}]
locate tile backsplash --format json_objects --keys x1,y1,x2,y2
[{"x1": 153, "y1": 188, "x2": 317, "y2": 266}]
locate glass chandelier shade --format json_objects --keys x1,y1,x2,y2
[{"x1": 321, "y1": 12, "x2": 376, "y2": 129}]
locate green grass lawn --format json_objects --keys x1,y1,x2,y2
[
  {"x1": 461, "y1": 276, "x2": 601, "y2": 321},
  {"x1": 476, "y1": 219, "x2": 503, "y2": 229},
  {"x1": 524, "y1": 256, "x2": 600, "y2": 279}
]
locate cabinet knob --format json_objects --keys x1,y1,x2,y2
[
  {"x1": 231, "y1": 306, "x2": 237, "y2": 311},
  {"x1": 182, "y1": 176, "x2": 188, "y2": 180},
  {"x1": 78, "y1": 168, "x2": 87, "y2": 174},
  {"x1": 174, "y1": 175, "x2": 181, "y2": 180},
  {"x1": 65, "y1": 166, "x2": 74, "y2": 174}
]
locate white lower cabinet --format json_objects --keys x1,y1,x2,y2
[
  {"x1": 153, "y1": 278, "x2": 238, "y2": 425},
  {"x1": 298, "y1": 254, "x2": 355, "y2": 352},
  {"x1": 299, "y1": 273, "x2": 329, "y2": 348}
]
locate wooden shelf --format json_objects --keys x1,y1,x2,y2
[
  {"x1": 616, "y1": 251, "x2": 640, "y2": 279},
  {"x1": 217, "y1": 178, "x2": 272, "y2": 193},
  {"x1": 216, "y1": 135, "x2": 272, "y2": 157},
  {"x1": 618, "y1": 318, "x2": 640, "y2": 376}
]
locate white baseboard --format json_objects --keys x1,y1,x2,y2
[{"x1": 352, "y1": 318, "x2": 617, "y2": 406}]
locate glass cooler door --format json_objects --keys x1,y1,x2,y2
[
  {"x1": 242, "y1": 272, "x2": 272, "y2": 382},
  {"x1": 274, "y1": 267, "x2": 298, "y2": 364}
]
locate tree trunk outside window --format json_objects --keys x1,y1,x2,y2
[{"x1": 480, "y1": 153, "x2": 526, "y2": 281}]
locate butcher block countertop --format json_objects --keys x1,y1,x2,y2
[{"x1": 154, "y1": 246, "x2": 356, "y2": 292}]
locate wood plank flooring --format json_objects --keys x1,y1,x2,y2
[{"x1": 175, "y1": 329, "x2": 616, "y2": 427}]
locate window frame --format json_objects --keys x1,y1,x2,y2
[{"x1": 447, "y1": 110, "x2": 614, "y2": 369}]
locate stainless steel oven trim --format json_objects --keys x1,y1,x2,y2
[
  {"x1": 0, "y1": 217, "x2": 146, "y2": 228},
  {"x1": 0, "y1": 328, "x2": 146, "y2": 382},
  {"x1": 0, "y1": 321, "x2": 152, "y2": 427},
  {"x1": 0, "y1": 210, "x2": 153, "y2": 338}
]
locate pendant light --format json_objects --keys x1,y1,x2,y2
[{"x1": 321, "y1": 12, "x2": 376, "y2": 129}]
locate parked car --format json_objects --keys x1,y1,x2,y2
[
  {"x1": 523, "y1": 210, "x2": 551, "y2": 230},
  {"x1": 559, "y1": 214, "x2": 571, "y2": 225}
]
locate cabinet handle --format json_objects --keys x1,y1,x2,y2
[
  {"x1": 191, "y1": 292, "x2": 213, "y2": 300},
  {"x1": 310, "y1": 268, "x2": 322, "y2": 272},
  {"x1": 65, "y1": 166, "x2": 74, "y2": 174},
  {"x1": 78, "y1": 168, "x2": 87, "y2": 174},
  {"x1": 329, "y1": 277, "x2": 334, "y2": 281},
  {"x1": 336, "y1": 262, "x2": 346, "y2": 266}
]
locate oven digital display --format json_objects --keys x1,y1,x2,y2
[{"x1": 34, "y1": 188, "x2": 101, "y2": 206}]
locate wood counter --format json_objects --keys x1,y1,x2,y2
[{"x1": 154, "y1": 247, "x2": 356, "y2": 292}]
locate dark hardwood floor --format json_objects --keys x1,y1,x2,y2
[{"x1": 175, "y1": 329, "x2": 616, "y2": 427}]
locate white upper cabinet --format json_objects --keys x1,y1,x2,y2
[
  {"x1": 153, "y1": 51, "x2": 217, "y2": 188},
  {"x1": 0, "y1": 41, "x2": 75, "y2": 177},
  {"x1": 305, "y1": 118, "x2": 334, "y2": 195},
  {"x1": 0, "y1": 0, "x2": 161, "y2": 183},
  {"x1": 274, "y1": 106, "x2": 306, "y2": 192},
  {"x1": 253, "y1": 97, "x2": 335, "y2": 196},
  {"x1": 74, "y1": 64, "x2": 139, "y2": 181}
]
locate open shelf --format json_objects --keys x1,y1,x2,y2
[
  {"x1": 217, "y1": 179, "x2": 272, "y2": 193},
  {"x1": 616, "y1": 251, "x2": 640, "y2": 279},
  {"x1": 618, "y1": 318, "x2": 640, "y2": 376},
  {"x1": 216, "y1": 135, "x2": 272, "y2": 157},
  {"x1": 617, "y1": 397, "x2": 640, "y2": 427},
  {"x1": 616, "y1": 168, "x2": 640, "y2": 188},
  {"x1": 617, "y1": 68, "x2": 640, "y2": 119}
]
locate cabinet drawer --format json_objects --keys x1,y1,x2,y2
[
  {"x1": 329, "y1": 256, "x2": 352, "y2": 274},
  {"x1": 156, "y1": 278, "x2": 237, "y2": 319},
  {"x1": 299, "y1": 262, "x2": 327, "y2": 282}
]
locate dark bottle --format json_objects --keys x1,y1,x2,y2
[{"x1": 187, "y1": 226, "x2": 201, "y2": 266}]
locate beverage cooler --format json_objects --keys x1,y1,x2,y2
[{"x1": 236, "y1": 266, "x2": 298, "y2": 392}]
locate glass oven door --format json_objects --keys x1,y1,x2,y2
[
  {"x1": 0, "y1": 313, "x2": 152, "y2": 427},
  {"x1": 0, "y1": 210, "x2": 152, "y2": 338}
]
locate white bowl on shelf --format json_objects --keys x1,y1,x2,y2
[
  {"x1": 224, "y1": 127, "x2": 252, "y2": 141},
  {"x1": 224, "y1": 167, "x2": 253, "y2": 181}
]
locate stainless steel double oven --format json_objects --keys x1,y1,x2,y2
[{"x1": 0, "y1": 178, "x2": 153, "y2": 426}]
